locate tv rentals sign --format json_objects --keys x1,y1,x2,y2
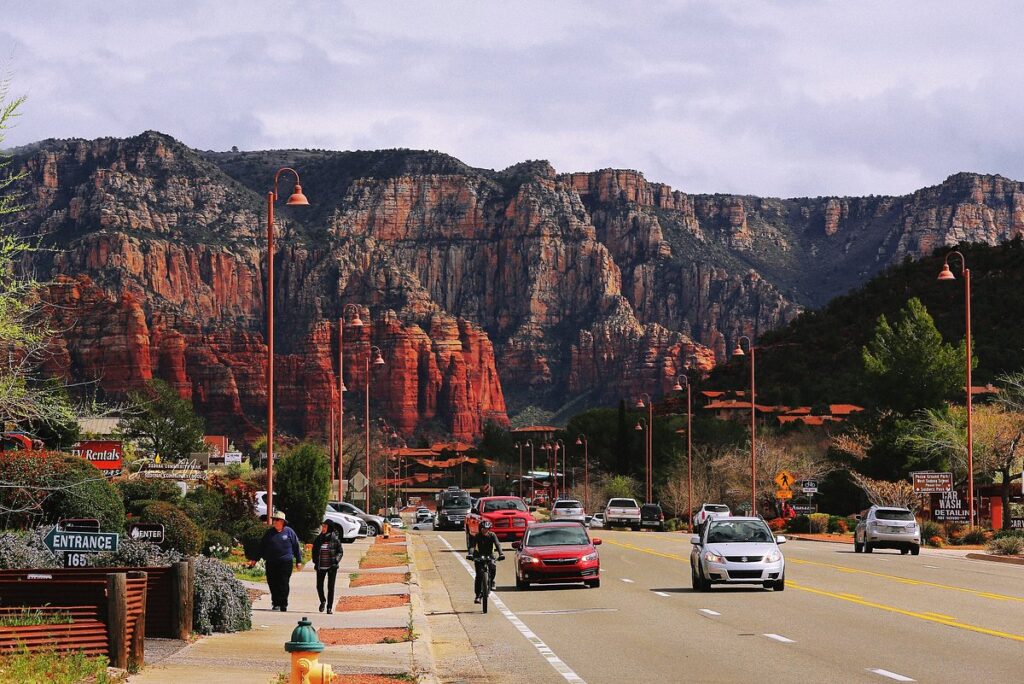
[{"x1": 71, "y1": 440, "x2": 124, "y2": 476}]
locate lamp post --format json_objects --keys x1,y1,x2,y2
[
  {"x1": 673, "y1": 375, "x2": 693, "y2": 531},
  {"x1": 514, "y1": 442, "x2": 523, "y2": 498},
  {"x1": 938, "y1": 251, "x2": 975, "y2": 527},
  {"x1": 635, "y1": 393, "x2": 653, "y2": 502},
  {"x1": 634, "y1": 417, "x2": 648, "y2": 502},
  {"x1": 364, "y1": 344, "x2": 385, "y2": 510},
  {"x1": 732, "y1": 336, "x2": 756, "y2": 516},
  {"x1": 575, "y1": 434, "x2": 589, "y2": 512},
  {"x1": 554, "y1": 438, "x2": 566, "y2": 499},
  {"x1": 338, "y1": 304, "x2": 363, "y2": 502},
  {"x1": 329, "y1": 404, "x2": 336, "y2": 496},
  {"x1": 541, "y1": 443, "x2": 551, "y2": 502},
  {"x1": 526, "y1": 440, "x2": 535, "y2": 503},
  {"x1": 265, "y1": 168, "x2": 309, "y2": 521}
]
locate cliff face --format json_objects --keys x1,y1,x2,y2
[{"x1": 13, "y1": 133, "x2": 1024, "y2": 443}]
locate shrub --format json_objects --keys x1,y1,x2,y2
[
  {"x1": 993, "y1": 529, "x2": 1024, "y2": 540},
  {"x1": 275, "y1": 443, "x2": 330, "y2": 543},
  {"x1": 959, "y1": 527, "x2": 992, "y2": 546},
  {"x1": 919, "y1": 520, "x2": 944, "y2": 543},
  {"x1": 808, "y1": 513, "x2": 830, "y2": 534},
  {"x1": 183, "y1": 486, "x2": 228, "y2": 532},
  {"x1": 767, "y1": 517, "x2": 787, "y2": 531},
  {"x1": 41, "y1": 456, "x2": 126, "y2": 532},
  {"x1": 0, "y1": 529, "x2": 59, "y2": 569},
  {"x1": 203, "y1": 530, "x2": 234, "y2": 558},
  {"x1": 927, "y1": 535, "x2": 944, "y2": 548},
  {"x1": 115, "y1": 480, "x2": 182, "y2": 508},
  {"x1": 826, "y1": 516, "x2": 849, "y2": 534},
  {"x1": 123, "y1": 498, "x2": 160, "y2": 518},
  {"x1": 224, "y1": 461, "x2": 253, "y2": 480},
  {"x1": 92, "y1": 538, "x2": 183, "y2": 568},
  {"x1": 787, "y1": 515, "x2": 810, "y2": 533},
  {"x1": 987, "y1": 536, "x2": 1024, "y2": 555},
  {"x1": 236, "y1": 517, "x2": 268, "y2": 561},
  {"x1": 207, "y1": 475, "x2": 257, "y2": 524},
  {"x1": 192, "y1": 556, "x2": 252, "y2": 634},
  {"x1": 140, "y1": 502, "x2": 203, "y2": 556}
]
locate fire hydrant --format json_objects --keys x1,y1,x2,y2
[
  {"x1": 285, "y1": 617, "x2": 334, "y2": 684},
  {"x1": 383, "y1": 519, "x2": 392, "y2": 539}
]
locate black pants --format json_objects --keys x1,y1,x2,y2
[
  {"x1": 316, "y1": 567, "x2": 338, "y2": 608},
  {"x1": 474, "y1": 559, "x2": 496, "y2": 597},
  {"x1": 266, "y1": 559, "x2": 294, "y2": 609}
]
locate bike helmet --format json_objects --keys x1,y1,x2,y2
[{"x1": 481, "y1": 520, "x2": 493, "y2": 530}]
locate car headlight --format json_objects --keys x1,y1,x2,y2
[
  {"x1": 703, "y1": 550, "x2": 725, "y2": 564},
  {"x1": 764, "y1": 549, "x2": 783, "y2": 563},
  {"x1": 582, "y1": 551, "x2": 598, "y2": 562},
  {"x1": 520, "y1": 554, "x2": 541, "y2": 565}
]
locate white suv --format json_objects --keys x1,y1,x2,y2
[
  {"x1": 550, "y1": 499, "x2": 586, "y2": 523},
  {"x1": 693, "y1": 503, "x2": 731, "y2": 531},
  {"x1": 854, "y1": 506, "x2": 921, "y2": 555}
]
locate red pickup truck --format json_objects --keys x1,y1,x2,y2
[{"x1": 465, "y1": 496, "x2": 534, "y2": 545}]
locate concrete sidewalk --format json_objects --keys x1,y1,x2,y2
[{"x1": 130, "y1": 536, "x2": 436, "y2": 684}]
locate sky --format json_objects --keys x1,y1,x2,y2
[{"x1": 2, "y1": 0, "x2": 1023, "y2": 198}]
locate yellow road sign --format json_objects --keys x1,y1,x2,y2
[
  {"x1": 774, "y1": 470, "x2": 795, "y2": 489},
  {"x1": 776, "y1": 489, "x2": 793, "y2": 499}
]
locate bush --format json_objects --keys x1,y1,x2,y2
[
  {"x1": 224, "y1": 461, "x2": 253, "y2": 480},
  {"x1": 927, "y1": 535, "x2": 944, "y2": 548},
  {"x1": 987, "y1": 536, "x2": 1024, "y2": 555},
  {"x1": 275, "y1": 443, "x2": 330, "y2": 543},
  {"x1": 767, "y1": 517, "x2": 787, "y2": 532},
  {"x1": 183, "y1": 486, "x2": 228, "y2": 532},
  {"x1": 235, "y1": 517, "x2": 268, "y2": 562},
  {"x1": 92, "y1": 538, "x2": 183, "y2": 568},
  {"x1": 207, "y1": 475, "x2": 257, "y2": 525},
  {"x1": 808, "y1": 513, "x2": 830, "y2": 534},
  {"x1": 787, "y1": 515, "x2": 810, "y2": 533},
  {"x1": 115, "y1": 480, "x2": 182, "y2": 508},
  {"x1": 827, "y1": 516, "x2": 849, "y2": 534},
  {"x1": 192, "y1": 556, "x2": 252, "y2": 634},
  {"x1": 993, "y1": 528, "x2": 1024, "y2": 540},
  {"x1": 203, "y1": 530, "x2": 234, "y2": 558},
  {"x1": 0, "y1": 529, "x2": 59, "y2": 569},
  {"x1": 124, "y1": 498, "x2": 160, "y2": 518},
  {"x1": 959, "y1": 527, "x2": 992, "y2": 546},
  {"x1": 140, "y1": 502, "x2": 203, "y2": 556},
  {"x1": 42, "y1": 456, "x2": 126, "y2": 532},
  {"x1": 919, "y1": 520, "x2": 944, "y2": 543}
]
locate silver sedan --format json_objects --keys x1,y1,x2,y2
[{"x1": 690, "y1": 517, "x2": 787, "y2": 591}]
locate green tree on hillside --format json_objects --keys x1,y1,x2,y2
[
  {"x1": 117, "y1": 380, "x2": 206, "y2": 460},
  {"x1": 275, "y1": 443, "x2": 330, "y2": 542}
]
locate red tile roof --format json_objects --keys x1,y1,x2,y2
[{"x1": 829, "y1": 404, "x2": 865, "y2": 416}]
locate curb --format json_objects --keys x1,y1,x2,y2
[
  {"x1": 787, "y1": 534, "x2": 853, "y2": 544},
  {"x1": 405, "y1": 537, "x2": 440, "y2": 684},
  {"x1": 965, "y1": 552, "x2": 1024, "y2": 566}
]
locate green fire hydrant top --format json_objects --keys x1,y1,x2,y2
[{"x1": 285, "y1": 617, "x2": 325, "y2": 653}]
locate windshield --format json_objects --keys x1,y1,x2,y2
[
  {"x1": 875, "y1": 509, "x2": 915, "y2": 521},
  {"x1": 641, "y1": 505, "x2": 661, "y2": 514},
  {"x1": 707, "y1": 520, "x2": 774, "y2": 544},
  {"x1": 554, "y1": 501, "x2": 581, "y2": 509},
  {"x1": 608, "y1": 498, "x2": 637, "y2": 508},
  {"x1": 525, "y1": 527, "x2": 590, "y2": 547},
  {"x1": 705, "y1": 505, "x2": 729, "y2": 513},
  {"x1": 442, "y1": 495, "x2": 471, "y2": 508},
  {"x1": 483, "y1": 499, "x2": 528, "y2": 513}
]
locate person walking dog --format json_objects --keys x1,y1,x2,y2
[
  {"x1": 312, "y1": 519, "x2": 344, "y2": 614},
  {"x1": 260, "y1": 511, "x2": 303, "y2": 611}
]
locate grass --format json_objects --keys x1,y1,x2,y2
[
  {"x1": 0, "y1": 607, "x2": 73, "y2": 627},
  {"x1": 0, "y1": 648, "x2": 116, "y2": 684}
]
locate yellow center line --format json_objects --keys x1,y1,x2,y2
[
  {"x1": 603, "y1": 539, "x2": 688, "y2": 562},
  {"x1": 790, "y1": 581, "x2": 1024, "y2": 643},
  {"x1": 787, "y1": 558, "x2": 1024, "y2": 603}
]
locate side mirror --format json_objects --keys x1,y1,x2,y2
[
  {"x1": 511, "y1": 541, "x2": 521, "y2": 550},
  {"x1": 854, "y1": 514, "x2": 861, "y2": 521},
  {"x1": 775, "y1": 535, "x2": 787, "y2": 544},
  {"x1": 592, "y1": 538, "x2": 602, "y2": 545},
  {"x1": 690, "y1": 534, "x2": 701, "y2": 545}
]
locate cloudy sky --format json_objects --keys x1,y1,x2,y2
[{"x1": 2, "y1": 0, "x2": 1022, "y2": 198}]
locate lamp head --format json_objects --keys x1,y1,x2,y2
[
  {"x1": 286, "y1": 183, "x2": 309, "y2": 206},
  {"x1": 732, "y1": 344, "x2": 745, "y2": 357},
  {"x1": 673, "y1": 381, "x2": 684, "y2": 392},
  {"x1": 372, "y1": 349, "x2": 386, "y2": 366},
  {"x1": 635, "y1": 398, "x2": 646, "y2": 409},
  {"x1": 634, "y1": 422, "x2": 643, "y2": 431},
  {"x1": 575, "y1": 437, "x2": 582, "y2": 445},
  {"x1": 339, "y1": 382, "x2": 348, "y2": 393},
  {"x1": 349, "y1": 312, "x2": 364, "y2": 327},
  {"x1": 937, "y1": 263, "x2": 956, "y2": 281}
]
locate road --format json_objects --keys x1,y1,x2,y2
[{"x1": 416, "y1": 528, "x2": 1024, "y2": 683}]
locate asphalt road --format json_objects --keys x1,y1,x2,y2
[{"x1": 417, "y1": 528, "x2": 1024, "y2": 683}]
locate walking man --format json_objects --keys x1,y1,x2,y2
[
  {"x1": 312, "y1": 519, "x2": 344, "y2": 614},
  {"x1": 260, "y1": 511, "x2": 303, "y2": 611}
]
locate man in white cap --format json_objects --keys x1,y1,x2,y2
[{"x1": 259, "y1": 511, "x2": 303, "y2": 611}]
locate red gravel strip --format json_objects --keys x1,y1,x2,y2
[
  {"x1": 318, "y1": 627, "x2": 411, "y2": 645},
  {"x1": 349, "y1": 572, "x2": 409, "y2": 587},
  {"x1": 339, "y1": 676, "x2": 415, "y2": 684},
  {"x1": 335, "y1": 594, "x2": 410, "y2": 612}
]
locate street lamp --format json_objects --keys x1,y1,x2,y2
[
  {"x1": 364, "y1": 344, "x2": 385, "y2": 510},
  {"x1": 575, "y1": 434, "x2": 589, "y2": 512},
  {"x1": 265, "y1": 167, "x2": 309, "y2": 521},
  {"x1": 634, "y1": 417, "x2": 649, "y2": 502},
  {"x1": 337, "y1": 303, "x2": 363, "y2": 502},
  {"x1": 541, "y1": 443, "x2": 552, "y2": 502},
  {"x1": 939, "y1": 250, "x2": 975, "y2": 527},
  {"x1": 635, "y1": 393, "x2": 653, "y2": 503},
  {"x1": 673, "y1": 375, "x2": 693, "y2": 531},
  {"x1": 514, "y1": 442, "x2": 523, "y2": 498},
  {"x1": 554, "y1": 438, "x2": 566, "y2": 499},
  {"x1": 525, "y1": 439, "x2": 535, "y2": 503},
  {"x1": 733, "y1": 336, "x2": 756, "y2": 515}
]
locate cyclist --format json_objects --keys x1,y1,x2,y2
[{"x1": 467, "y1": 519, "x2": 505, "y2": 603}]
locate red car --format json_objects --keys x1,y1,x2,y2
[
  {"x1": 512, "y1": 522, "x2": 602, "y2": 589},
  {"x1": 466, "y1": 496, "x2": 534, "y2": 543}
]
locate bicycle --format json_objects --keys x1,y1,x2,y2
[{"x1": 470, "y1": 554, "x2": 504, "y2": 613}]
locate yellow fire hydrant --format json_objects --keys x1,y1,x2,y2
[
  {"x1": 285, "y1": 616, "x2": 335, "y2": 684},
  {"x1": 383, "y1": 519, "x2": 392, "y2": 539}
]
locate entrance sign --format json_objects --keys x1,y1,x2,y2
[
  {"x1": 44, "y1": 527, "x2": 119, "y2": 554},
  {"x1": 913, "y1": 472, "x2": 953, "y2": 494},
  {"x1": 129, "y1": 523, "x2": 166, "y2": 544}
]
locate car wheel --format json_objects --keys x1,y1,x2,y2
[
  {"x1": 586, "y1": 578, "x2": 600, "y2": 588},
  {"x1": 854, "y1": 539, "x2": 863, "y2": 553},
  {"x1": 901, "y1": 547, "x2": 909, "y2": 555},
  {"x1": 910, "y1": 544, "x2": 920, "y2": 556},
  {"x1": 367, "y1": 523, "x2": 380, "y2": 537},
  {"x1": 864, "y1": 543, "x2": 873, "y2": 553},
  {"x1": 773, "y1": 574, "x2": 785, "y2": 591},
  {"x1": 631, "y1": 524, "x2": 640, "y2": 532},
  {"x1": 516, "y1": 574, "x2": 528, "y2": 590}
]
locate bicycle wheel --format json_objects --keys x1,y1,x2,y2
[{"x1": 481, "y1": 564, "x2": 490, "y2": 614}]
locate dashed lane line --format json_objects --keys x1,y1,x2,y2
[
  {"x1": 653, "y1": 591, "x2": 671, "y2": 597},
  {"x1": 698, "y1": 609, "x2": 721, "y2": 617},
  {"x1": 763, "y1": 633, "x2": 795, "y2": 643},
  {"x1": 620, "y1": 578, "x2": 635, "y2": 583},
  {"x1": 437, "y1": 536, "x2": 587, "y2": 683},
  {"x1": 867, "y1": 668, "x2": 916, "y2": 681}
]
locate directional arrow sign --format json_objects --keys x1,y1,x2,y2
[
  {"x1": 44, "y1": 527, "x2": 119, "y2": 554},
  {"x1": 774, "y1": 470, "x2": 795, "y2": 489}
]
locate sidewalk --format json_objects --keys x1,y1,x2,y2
[{"x1": 130, "y1": 534, "x2": 436, "y2": 684}]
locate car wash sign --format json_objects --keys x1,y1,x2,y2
[{"x1": 72, "y1": 440, "x2": 124, "y2": 476}]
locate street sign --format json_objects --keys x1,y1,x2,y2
[
  {"x1": 1008, "y1": 518, "x2": 1024, "y2": 530},
  {"x1": 43, "y1": 527, "x2": 119, "y2": 554},
  {"x1": 350, "y1": 472, "x2": 369, "y2": 493},
  {"x1": 792, "y1": 504, "x2": 817, "y2": 515},
  {"x1": 776, "y1": 489, "x2": 793, "y2": 499},
  {"x1": 799, "y1": 480, "x2": 818, "y2": 493},
  {"x1": 774, "y1": 470, "x2": 795, "y2": 489},
  {"x1": 56, "y1": 519, "x2": 100, "y2": 567},
  {"x1": 128, "y1": 523, "x2": 165, "y2": 544},
  {"x1": 912, "y1": 472, "x2": 953, "y2": 494}
]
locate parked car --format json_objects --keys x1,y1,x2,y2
[
  {"x1": 604, "y1": 498, "x2": 642, "y2": 530},
  {"x1": 693, "y1": 503, "x2": 731, "y2": 531},
  {"x1": 550, "y1": 499, "x2": 586, "y2": 524},
  {"x1": 640, "y1": 503, "x2": 665, "y2": 531},
  {"x1": 588, "y1": 513, "x2": 605, "y2": 529},
  {"x1": 386, "y1": 515, "x2": 405, "y2": 530},
  {"x1": 434, "y1": 487, "x2": 473, "y2": 531},
  {"x1": 323, "y1": 508, "x2": 363, "y2": 542},
  {"x1": 328, "y1": 500, "x2": 386, "y2": 536},
  {"x1": 513, "y1": 521, "x2": 602, "y2": 589},
  {"x1": 466, "y1": 496, "x2": 534, "y2": 544},
  {"x1": 854, "y1": 506, "x2": 921, "y2": 555},
  {"x1": 690, "y1": 517, "x2": 786, "y2": 591},
  {"x1": 415, "y1": 507, "x2": 433, "y2": 523}
]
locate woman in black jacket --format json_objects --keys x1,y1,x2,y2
[{"x1": 312, "y1": 519, "x2": 344, "y2": 613}]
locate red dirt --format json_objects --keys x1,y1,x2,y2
[
  {"x1": 318, "y1": 627, "x2": 411, "y2": 645},
  {"x1": 333, "y1": 676, "x2": 414, "y2": 684},
  {"x1": 360, "y1": 556, "x2": 408, "y2": 569},
  {"x1": 376, "y1": 536, "x2": 406, "y2": 544},
  {"x1": 349, "y1": 573, "x2": 409, "y2": 587},
  {"x1": 335, "y1": 594, "x2": 410, "y2": 612}
]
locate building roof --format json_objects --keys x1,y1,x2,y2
[
  {"x1": 429, "y1": 441, "x2": 474, "y2": 453},
  {"x1": 701, "y1": 391, "x2": 726, "y2": 398},
  {"x1": 829, "y1": 404, "x2": 865, "y2": 416},
  {"x1": 77, "y1": 417, "x2": 120, "y2": 436},
  {"x1": 510, "y1": 425, "x2": 559, "y2": 433}
]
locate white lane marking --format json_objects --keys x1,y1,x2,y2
[
  {"x1": 620, "y1": 578, "x2": 635, "y2": 583},
  {"x1": 698, "y1": 609, "x2": 721, "y2": 616},
  {"x1": 923, "y1": 565, "x2": 939, "y2": 569},
  {"x1": 763, "y1": 633, "x2": 795, "y2": 643},
  {"x1": 867, "y1": 668, "x2": 915, "y2": 681},
  {"x1": 654, "y1": 591, "x2": 671, "y2": 597},
  {"x1": 437, "y1": 536, "x2": 586, "y2": 683}
]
